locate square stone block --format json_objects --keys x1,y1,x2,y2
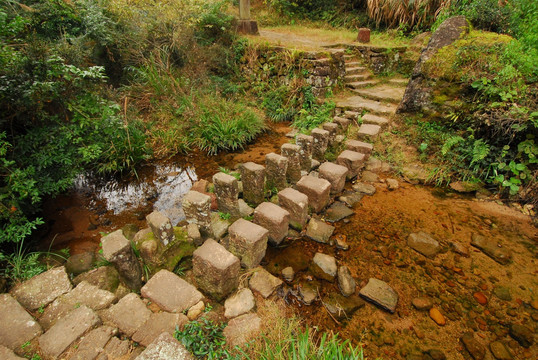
[
  {"x1": 322, "y1": 122, "x2": 338, "y2": 144},
  {"x1": 102, "y1": 293, "x2": 151, "y2": 337},
  {"x1": 333, "y1": 117, "x2": 351, "y2": 133},
  {"x1": 0, "y1": 294, "x2": 42, "y2": 350},
  {"x1": 345, "y1": 139, "x2": 373, "y2": 159},
  {"x1": 182, "y1": 190, "x2": 212, "y2": 236},
  {"x1": 213, "y1": 172, "x2": 240, "y2": 218},
  {"x1": 146, "y1": 211, "x2": 173, "y2": 246},
  {"x1": 240, "y1": 162, "x2": 265, "y2": 206},
  {"x1": 228, "y1": 218, "x2": 269, "y2": 269},
  {"x1": 296, "y1": 176, "x2": 331, "y2": 213},
  {"x1": 265, "y1": 153, "x2": 288, "y2": 191},
  {"x1": 141, "y1": 270, "x2": 203, "y2": 313},
  {"x1": 357, "y1": 124, "x2": 381, "y2": 141},
  {"x1": 253, "y1": 202, "x2": 290, "y2": 246},
  {"x1": 337, "y1": 150, "x2": 365, "y2": 179},
  {"x1": 281, "y1": 143, "x2": 301, "y2": 184},
  {"x1": 318, "y1": 162, "x2": 349, "y2": 194},
  {"x1": 277, "y1": 188, "x2": 309, "y2": 231},
  {"x1": 193, "y1": 239, "x2": 240, "y2": 301},
  {"x1": 311, "y1": 128, "x2": 329, "y2": 161},
  {"x1": 295, "y1": 134, "x2": 313, "y2": 171}
]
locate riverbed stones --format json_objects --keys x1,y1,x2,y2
[
  {"x1": 386, "y1": 178, "x2": 399, "y2": 190},
  {"x1": 141, "y1": 270, "x2": 203, "y2": 313},
  {"x1": 338, "y1": 266, "x2": 356, "y2": 297},
  {"x1": 182, "y1": 190, "x2": 212, "y2": 237},
  {"x1": 359, "y1": 278, "x2": 398, "y2": 313},
  {"x1": 493, "y1": 286, "x2": 512, "y2": 301},
  {"x1": 298, "y1": 282, "x2": 318, "y2": 305},
  {"x1": 253, "y1": 202, "x2": 289, "y2": 246},
  {"x1": 306, "y1": 218, "x2": 335, "y2": 244},
  {"x1": 461, "y1": 332, "x2": 486, "y2": 360},
  {"x1": 136, "y1": 332, "x2": 194, "y2": 360},
  {"x1": 193, "y1": 239, "x2": 240, "y2": 301},
  {"x1": 146, "y1": 211, "x2": 174, "y2": 246},
  {"x1": 295, "y1": 134, "x2": 314, "y2": 171},
  {"x1": 265, "y1": 152, "x2": 288, "y2": 191},
  {"x1": 324, "y1": 202, "x2": 354, "y2": 223},
  {"x1": 337, "y1": 150, "x2": 365, "y2": 179},
  {"x1": 311, "y1": 128, "x2": 329, "y2": 160},
  {"x1": 228, "y1": 218, "x2": 269, "y2": 268},
  {"x1": 311, "y1": 253, "x2": 337, "y2": 281},
  {"x1": 322, "y1": 122, "x2": 338, "y2": 145},
  {"x1": 102, "y1": 293, "x2": 151, "y2": 336},
  {"x1": 0, "y1": 294, "x2": 43, "y2": 350},
  {"x1": 132, "y1": 312, "x2": 188, "y2": 347},
  {"x1": 65, "y1": 252, "x2": 95, "y2": 276},
  {"x1": 282, "y1": 267, "x2": 295, "y2": 282},
  {"x1": 509, "y1": 323, "x2": 534, "y2": 348},
  {"x1": 240, "y1": 162, "x2": 265, "y2": 206},
  {"x1": 408, "y1": 231, "x2": 441, "y2": 258},
  {"x1": 471, "y1": 233, "x2": 512, "y2": 265},
  {"x1": 224, "y1": 288, "x2": 255, "y2": 319},
  {"x1": 429, "y1": 307, "x2": 446, "y2": 326},
  {"x1": 39, "y1": 305, "x2": 100, "y2": 359},
  {"x1": 296, "y1": 175, "x2": 331, "y2": 213},
  {"x1": 67, "y1": 325, "x2": 116, "y2": 360},
  {"x1": 352, "y1": 182, "x2": 376, "y2": 195},
  {"x1": 489, "y1": 341, "x2": 512, "y2": 360},
  {"x1": 101, "y1": 229, "x2": 143, "y2": 291},
  {"x1": 278, "y1": 188, "x2": 309, "y2": 230},
  {"x1": 319, "y1": 162, "x2": 348, "y2": 194},
  {"x1": 281, "y1": 143, "x2": 302, "y2": 184},
  {"x1": 213, "y1": 172, "x2": 240, "y2": 218},
  {"x1": 412, "y1": 297, "x2": 433, "y2": 311},
  {"x1": 339, "y1": 191, "x2": 363, "y2": 207},
  {"x1": 249, "y1": 268, "x2": 283, "y2": 298},
  {"x1": 223, "y1": 313, "x2": 261, "y2": 347},
  {"x1": 324, "y1": 293, "x2": 365, "y2": 321},
  {"x1": 10, "y1": 266, "x2": 72, "y2": 312}
]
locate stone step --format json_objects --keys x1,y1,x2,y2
[
  {"x1": 343, "y1": 110, "x2": 360, "y2": 119},
  {"x1": 346, "y1": 139, "x2": 373, "y2": 157},
  {"x1": 357, "y1": 124, "x2": 381, "y2": 141},
  {"x1": 346, "y1": 80, "x2": 378, "y2": 89},
  {"x1": 352, "y1": 84, "x2": 405, "y2": 104},
  {"x1": 345, "y1": 66, "x2": 367, "y2": 75},
  {"x1": 345, "y1": 74, "x2": 372, "y2": 83},
  {"x1": 361, "y1": 113, "x2": 390, "y2": 128},
  {"x1": 345, "y1": 61, "x2": 362, "y2": 67},
  {"x1": 335, "y1": 95, "x2": 397, "y2": 116},
  {"x1": 388, "y1": 78, "x2": 409, "y2": 87}
]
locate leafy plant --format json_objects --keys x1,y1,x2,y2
[{"x1": 175, "y1": 317, "x2": 232, "y2": 359}]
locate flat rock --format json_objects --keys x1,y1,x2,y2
[
  {"x1": 10, "y1": 266, "x2": 72, "y2": 311},
  {"x1": 210, "y1": 212, "x2": 231, "y2": 239},
  {"x1": 311, "y1": 253, "x2": 337, "y2": 282},
  {"x1": 39, "y1": 305, "x2": 100, "y2": 359},
  {"x1": 471, "y1": 234, "x2": 512, "y2": 265},
  {"x1": 224, "y1": 288, "x2": 255, "y2": 319},
  {"x1": 338, "y1": 266, "x2": 356, "y2": 297},
  {"x1": 361, "y1": 113, "x2": 390, "y2": 127},
  {"x1": 352, "y1": 182, "x2": 376, "y2": 195},
  {"x1": 353, "y1": 85, "x2": 405, "y2": 104},
  {"x1": 338, "y1": 191, "x2": 363, "y2": 207},
  {"x1": 408, "y1": 231, "x2": 440, "y2": 258},
  {"x1": 489, "y1": 341, "x2": 512, "y2": 360},
  {"x1": 359, "y1": 278, "x2": 398, "y2": 313},
  {"x1": 386, "y1": 178, "x2": 399, "y2": 190},
  {"x1": 305, "y1": 218, "x2": 335, "y2": 244},
  {"x1": 412, "y1": 297, "x2": 433, "y2": 311},
  {"x1": 335, "y1": 95, "x2": 397, "y2": 116},
  {"x1": 69, "y1": 325, "x2": 116, "y2": 360},
  {"x1": 324, "y1": 293, "x2": 365, "y2": 321},
  {"x1": 132, "y1": 312, "x2": 188, "y2": 347},
  {"x1": 0, "y1": 345, "x2": 25, "y2": 359},
  {"x1": 187, "y1": 301, "x2": 205, "y2": 321},
  {"x1": 102, "y1": 337, "x2": 130, "y2": 358},
  {"x1": 323, "y1": 202, "x2": 354, "y2": 223},
  {"x1": 141, "y1": 269, "x2": 203, "y2": 313},
  {"x1": 72, "y1": 266, "x2": 120, "y2": 293},
  {"x1": 461, "y1": 332, "x2": 486, "y2": 360},
  {"x1": 223, "y1": 313, "x2": 261, "y2": 348},
  {"x1": 298, "y1": 282, "x2": 318, "y2": 305},
  {"x1": 136, "y1": 332, "x2": 195, "y2": 360},
  {"x1": 65, "y1": 252, "x2": 95, "y2": 276},
  {"x1": 238, "y1": 199, "x2": 254, "y2": 217},
  {"x1": 249, "y1": 268, "x2": 283, "y2": 298},
  {"x1": 101, "y1": 293, "x2": 151, "y2": 336},
  {"x1": 361, "y1": 171, "x2": 379, "y2": 182},
  {"x1": 0, "y1": 294, "x2": 43, "y2": 350},
  {"x1": 492, "y1": 286, "x2": 512, "y2": 301},
  {"x1": 509, "y1": 323, "x2": 534, "y2": 348}
]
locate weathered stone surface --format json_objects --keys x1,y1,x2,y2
[
  {"x1": 319, "y1": 162, "x2": 348, "y2": 194},
  {"x1": 39, "y1": 305, "x2": 100, "y2": 359},
  {"x1": 101, "y1": 230, "x2": 143, "y2": 291},
  {"x1": 249, "y1": 268, "x2": 283, "y2": 298},
  {"x1": 146, "y1": 211, "x2": 174, "y2": 246},
  {"x1": 186, "y1": 223, "x2": 202, "y2": 246},
  {"x1": 509, "y1": 324, "x2": 534, "y2": 348},
  {"x1": 461, "y1": 332, "x2": 486, "y2": 360},
  {"x1": 132, "y1": 312, "x2": 188, "y2": 347},
  {"x1": 238, "y1": 199, "x2": 254, "y2": 218},
  {"x1": 101, "y1": 293, "x2": 151, "y2": 336},
  {"x1": 69, "y1": 326, "x2": 116, "y2": 360},
  {"x1": 136, "y1": 332, "x2": 195, "y2": 360},
  {"x1": 333, "y1": 117, "x2": 350, "y2": 133},
  {"x1": 102, "y1": 337, "x2": 130, "y2": 359},
  {"x1": 295, "y1": 134, "x2": 314, "y2": 171},
  {"x1": 492, "y1": 286, "x2": 512, "y2": 301},
  {"x1": 253, "y1": 202, "x2": 289, "y2": 246},
  {"x1": 352, "y1": 182, "x2": 376, "y2": 195},
  {"x1": 224, "y1": 288, "x2": 255, "y2": 319},
  {"x1": 65, "y1": 252, "x2": 95, "y2": 276},
  {"x1": 281, "y1": 143, "x2": 302, "y2": 184},
  {"x1": 0, "y1": 345, "x2": 24, "y2": 359},
  {"x1": 324, "y1": 293, "x2": 365, "y2": 321},
  {"x1": 359, "y1": 278, "x2": 398, "y2": 313},
  {"x1": 240, "y1": 162, "x2": 265, "y2": 206},
  {"x1": 223, "y1": 313, "x2": 261, "y2": 348},
  {"x1": 265, "y1": 152, "x2": 288, "y2": 191},
  {"x1": 213, "y1": 172, "x2": 240, "y2": 218},
  {"x1": 187, "y1": 301, "x2": 205, "y2": 321},
  {"x1": 489, "y1": 341, "x2": 512, "y2": 360},
  {"x1": 228, "y1": 218, "x2": 268, "y2": 268},
  {"x1": 0, "y1": 294, "x2": 42, "y2": 350},
  {"x1": 311, "y1": 128, "x2": 329, "y2": 160},
  {"x1": 337, "y1": 150, "x2": 365, "y2": 179},
  {"x1": 361, "y1": 113, "x2": 390, "y2": 127},
  {"x1": 182, "y1": 191, "x2": 212, "y2": 236},
  {"x1": 73, "y1": 266, "x2": 120, "y2": 293},
  {"x1": 338, "y1": 191, "x2": 363, "y2": 207},
  {"x1": 305, "y1": 218, "x2": 335, "y2": 244},
  {"x1": 311, "y1": 253, "x2": 337, "y2": 281},
  {"x1": 345, "y1": 139, "x2": 373, "y2": 158},
  {"x1": 40, "y1": 281, "x2": 115, "y2": 330},
  {"x1": 338, "y1": 266, "x2": 356, "y2": 297},
  {"x1": 193, "y1": 239, "x2": 240, "y2": 301},
  {"x1": 278, "y1": 188, "x2": 309, "y2": 231},
  {"x1": 282, "y1": 267, "x2": 295, "y2": 282},
  {"x1": 141, "y1": 270, "x2": 203, "y2": 313},
  {"x1": 298, "y1": 282, "x2": 318, "y2": 305},
  {"x1": 210, "y1": 212, "x2": 231, "y2": 239},
  {"x1": 322, "y1": 122, "x2": 339, "y2": 145},
  {"x1": 357, "y1": 124, "x2": 381, "y2": 141},
  {"x1": 335, "y1": 95, "x2": 396, "y2": 115},
  {"x1": 361, "y1": 170, "x2": 379, "y2": 183},
  {"x1": 357, "y1": 27, "x2": 370, "y2": 43},
  {"x1": 412, "y1": 297, "x2": 433, "y2": 311},
  {"x1": 471, "y1": 234, "x2": 512, "y2": 265},
  {"x1": 386, "y1": 178, "x2": 399, "y2": 190},
  {"x1": 296, "y1": 175, "x2": 331, "y2": 213},
  {"x1": 324, "y1": 202, "x2": 354, "y2": 223},
  {"x1": 408, "y1": 231, "x2": 440, "y2": 258}
]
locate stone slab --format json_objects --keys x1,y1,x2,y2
[
  {"x1": 362, "y1": 113, "x2": 390, "y2": 127},
  {"x1": 335, "y1": 95, "x2": 396, "y2": 115},
  {"x1": 249, "y1": 268, "x2": 283, "y2": 298},
  {"x1": 146, "y1": 211, "x2": 174, "y2": 246},
  {"x1": 354, "y1": 85, "x2": 405, "y2": 104},
  {"x1": 0, "y1": 294, "x2": 43, "y2": 350},
  {"x1": 357, "y1": 124, "x2": 381, "y2": 141},
  {"x1": 323, "y1": 202, "x2": 354, "y2": 223},
  {"x1": 359, "y1": 278, "x2": 398, "y2": 313},
  {"x1": 68, "y1": 326, "x2": 116, "y2": 360},
  {"x1": 101, "y1": 293, "x2": 151, "y2": 337},
  {"x1": 471, "y1": 234, "x2": 512, "y2": 265},
  {"x1": 305, "y1": 218, "x2": 335, "y2": 244},
  {"x1": 0, "y1": 345, "x2": 25, "y2": 359},
  {"x1": 141, "y1": 270, "x2": 203, "y2": 313},
  {"x1": 223, "y1": 313, "x2": 261, "y2": 348},
  {"x1": 345, "y1": 139, "x2": 373, "y2": 156},
  {"x1": 132, "y1": 312, "x2": 188, "y2": 347},
  {"x1": 136, "y1": 332, "x2": 194, "y2": 360},
  {"x1": 337, "y1": 150, "x2": 365, "y2": 179},
  {"x1": 277, "y1": 188, "x2": 309, "y2": 231},
  {"x1": 311, "y1": 253, "x2": 337, "y2": 281},
  {"x1": 224, "y1": 288, "x2": 255, "y2": 319},
  {"x1": 408, "y1": 231, "x2": 440, "y2": 258},
  {"x1": 318, "y1": 162, "x2": 348, "y2": 194}
]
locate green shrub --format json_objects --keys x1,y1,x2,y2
[{"x1": 175, "y1": 317, "x2": 233, "y2": 359}]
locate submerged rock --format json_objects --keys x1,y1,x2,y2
[
  {"x1": 323, "y1": 293, "x2": 365, "y2": 321},
  {"x1": 471, "y1": 234, "x2": 511, "y2": 265},
  {"x1": 408, "y1": 231, "x2": 440, "y2": 258},
  {"x1": 311, "y1": 253, "x2": 337, "y2": 282},
  {"x1": 359, "y1": 278, "x2": 398, "y2": 313},
  {"x1": 337, "y1": 266, "x2": 356, "y2": 297}
]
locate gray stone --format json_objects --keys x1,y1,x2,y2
[
  {"x1": 338, "y1": 266, "x2": 356, "y2": 297},
  {"x1": 182, "y1": 191, "x2": 212, "y2": 237},
  {"x1": 311, "y1": 128, "x2": 329, "y2": 161},
  {"x1": 471, "y1": 234, "x2": 512, "y2": 265},
  {"x1": 39, "y1": 305, "x2": 100, "y2": 359},
  {"x1": 187, "y1": 301, "x2": 205, "y2": 321},
  {"x1": 102, "y1": 337, "x2": 130, "y2": 359},
  {"x1": 101, "y1": 229, "x2": 143, "y2": 291},
  {"x1": 359, "y1": 278, "x2": 398, "y2": 313},
  {"x1": 238, "y1": 199, "x2": 254, "y2": 218},
  {"x1": 361, "y1": 113, "x2": 390, "y2": 127},
  {"x1": 101, "y1": 293, "x2": 151, "y2": 336},
  {"x1": 305, "y1": 218, "x2": 335, "y2": 244},
  {"x1": 141, "y1": 270, "x2": 203, "y2": 313},
  {"x1": 324, "y1": 293, "x2": 365, "y2": 321},
  {"x1": 40, "y1": 281, "x2": 115, "y2": 330},
  {"x1": 296, "y1": 176, "x2": 331, "y2": 213},
  {"x1": 323, "y1": 202, "x2": 354, "y2": 223},
  {"x1": 509, "y1": 323, "x2": 534, "y2": 348},
  {"x1": 361, "y1": 170, "x2": 379, "y2": 183},
  {"x1": 249, "y1": 268, "x2": 283, "y2": 298},
  {"x1": 0, "y1": 345, "x2": 24, "y2": 359},
  {"x1": 295, "y1": 134, "x2": 314, "y2": 171},
  {"x1": 357, "y1": 124, "x2": 381, "y2": 141},
  {"x1": 335, "y1": 95, "x2": 397, "y2": 115},
  {"x1": 337, "y1": 150, "x2": 365, "y2": 179},
  {"x1": 240, "y1": 162, "x2": 265, "y2": 206},
  {"x1": 65, "y1": 252, "x2": 95, "y2": 276},
  {"x1": 311, "y1": 253, "x2": 337, "y2": 281},
  {"x1": 386, "y1": 178, "x2": 399, "y2": 190},
  {"x1": 408, "y1": 231, "x2": 440, "y2": 258},
  {"x1": 451, "y1": 241, "x2": 470, "y2": 257},
  {"x1": 186, "y1": 223, "x2": 202, "y2": 246},
  {"x1": 72, "y1": 266, "x2": 120, "y2": 293},
  {"x1": 281, "y1": 143, "x2": 302, "y2": 184},
  {"x1": 193, "y1": 239, "x2": 240, "y2": 301},
  {"x1": 333, "y1": 117, "x2": 350, "y2": 133},
  {"x1": 213, "y1": 172, "x2": 240, "y2": 218},
  {"x1": 319, "y1": 162, "x2": 348, "y2": 194},
  {"x1": 224, "y1": 288, "x2": 255, "y2": 319},
  {"x1": 253, "y1": 202, "x2": 289, "y2": 246},
  {"x1": 132, "y1": 312, "x2": 188, "y2": 347},
  {"x1": 336, "y1": 235, "x2": 350, "y2": 250},
  {"x1": 282, "y1": 267, "x2": 295, "y2": 282},
  {"x1": 489, "y1": 341, "x2": 512, "y2": 360},
  {"x1": 223, "y1": 313, "x2": 261, "y2": 348},
  {"x1": 146, "y1": 211, "x2": 174, "y2": 246},
  {"x1": 136, "y1": 332, "x2": 195, "y2": 360},
  {"x1": 69, "y1": 326, "x2": 116, "y2": 360},
  {"x1": 0, "y1": 294, "x2": 42, "y2": 350},
  {"x1": 322, "y1": 122, "x2": 339, "y2": 145},
  {"x1": 210, "y1": 212, "x2": 231, "y2": 239},
  {"x1": 346, "y1": 139, "x2": 373, "y2": 158},
  {"x1": 298, "y1": 282, "x2": 318, "y2": 305},
  {"x1": 461, "y1": 332, "x2": 486, "y2": 360},
  {"x1": 265, "y1": 152, "x2": 288, "y2": 191},
  {"x1": 352, "y1": 182, "x2": 376, "y2": 195},
  {"x1": 278, "y1": 188, "x2": 309, "y2": 231},
  {"x1": 338, "y1": 191, "x2": 363, "y2": 207},
  {"x1": 228, "y1": 218, "x2": 268, "y2": 269}
]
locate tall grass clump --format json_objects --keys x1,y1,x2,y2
[{"x1": 367, "y1": 0, "x2": 452, "y2": 30}]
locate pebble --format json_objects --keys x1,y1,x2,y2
[
  {"x1": 461, "y1": 332, "x2": 486, "y2": 360},
  {"x1": 509, "y1": 323, "x2": 534, "y2": 348},
  {"x1": 489, "y1": 341, "x2": 513, "y2": 360},
  {"x1": 412, "y1": 297, "x2": 433, "y2": 311},
  {"x1": 473, "y1": 292, "x2": 488, "y2": 305},
  {"x1": 413, "y1": 327, "x2": 425, "y2": 339},
  {"x1": 429, "y1": 307, "x2": 446, "y2": 326},
  {"x1": 531, "y1": 300, "x2": 538, "y2": 310}
]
